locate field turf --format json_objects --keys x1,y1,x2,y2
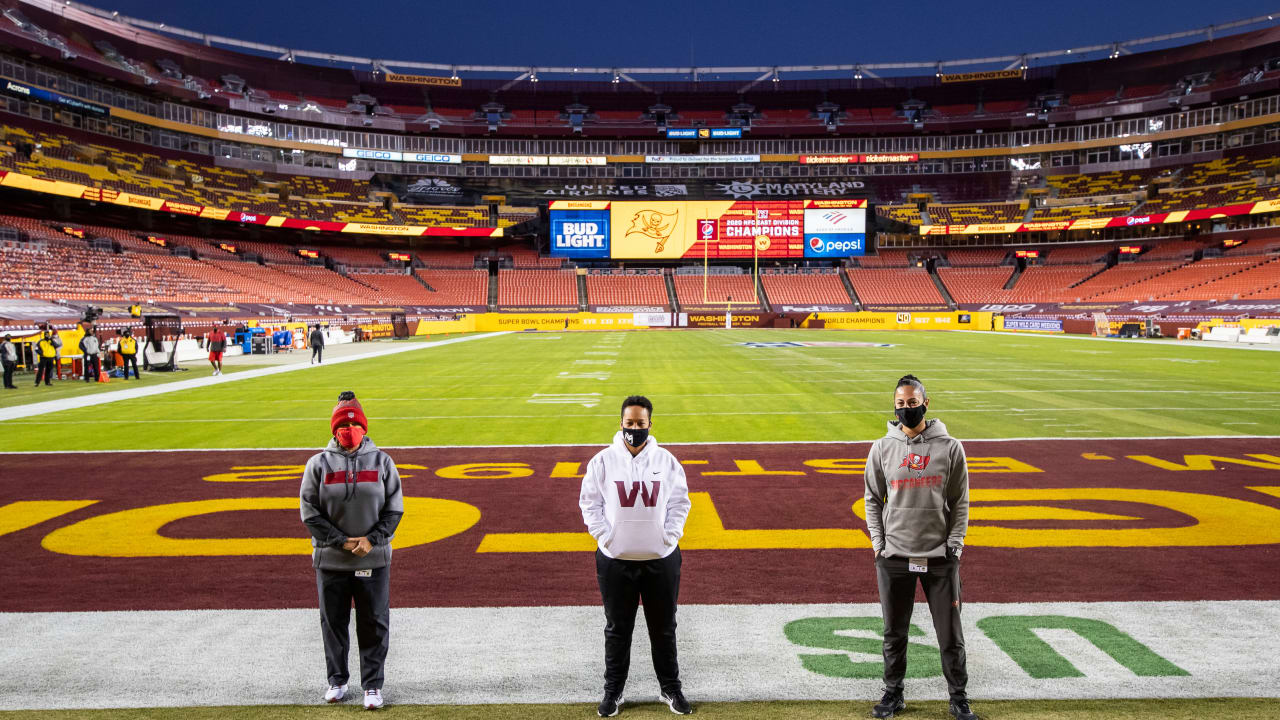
[{"x1": 3, "y1": 329, "x2": 1277, "y2": 451}]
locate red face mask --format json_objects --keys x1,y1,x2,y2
[{"x1": 335, "y1": 426, "x2": 365, "y2": 450}]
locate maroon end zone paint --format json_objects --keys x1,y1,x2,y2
[{"x1": 1, "y1": 438, "x2": 1278, "y2": 612}]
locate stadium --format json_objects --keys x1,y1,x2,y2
[{"x1": 0, "y1": 0, "x2": 1279, "y2": 717}]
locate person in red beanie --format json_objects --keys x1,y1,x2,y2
[{"x1": 299, "y1": 390, "x2": 403, "y2": 710}]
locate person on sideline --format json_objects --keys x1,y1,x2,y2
[
  {"x1": 579, "y1": 395, "x2": 693, "y2": 716},
  {"x1": 310, "y1": 324, "x2": 326, "y2": 365},
  {"x1": 1, "y1": 334, "x2": 17, "y2": 389},
  {"x1": 118, "y1": 328, "x2": 139, "y2": 380},
  {"x1": 300, "y1": 391, "x2": 404, "y2": 711},
  {"x1": 864, "y1": 374, "x2": 977, "y2": 720},
  {"x1": 207, "y1": 325, "x2": 227, "y2": 376},
  {"x1": 79, "y1": 329, "x2": 101, "y2": 382},
  {"x1": 33, "y1": 330, "x2": 57, "y2": 386}
]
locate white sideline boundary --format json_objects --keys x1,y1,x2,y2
[
  {"x1": 955, "y1": 329, "x2": 1280, "y2": 350},
  {"x1": 0, "y1": 332, "x2": 511, "y2": 423},
  {"x1": 0, "y1": 434, "x2": 1275, "y2": 454}
]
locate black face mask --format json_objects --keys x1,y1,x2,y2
[
  {"x1": 895, "y1": 405, "x2": 926, "y2": 428},
  {"x1": 622, "y1": 426, "x2": 650, "y2": 448}
]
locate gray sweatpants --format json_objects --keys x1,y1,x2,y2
[
  {"x1": 316, "y1": 565, "x2": 390, "y2": 690},
  {"x1": 875, "y1": 554, "x2": 967, "y2": 700}
]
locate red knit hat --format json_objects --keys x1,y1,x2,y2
[{"x1": 331, "y1": 391, "x2": 368, "y2": 434}]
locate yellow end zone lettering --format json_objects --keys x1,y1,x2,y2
[
  {"x1": 40, "y1": 497, "x2": 480, "y2": 557},
  {"x1": 853, "y1": 488, "x2": 1280, "y2": 547},
  {"x1": 476, "y1": 491, "x2": 871, "y2": 553}
]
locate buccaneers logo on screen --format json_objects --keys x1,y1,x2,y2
[
  {"x1": 626, "y1": 209, "x2": 679, "y2": 252},
  {"x1": 898, "y1": 453, "x2": 931, "y2": 471}
]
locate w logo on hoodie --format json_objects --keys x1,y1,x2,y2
[
  {"x1": 615, "y1": 480, "x2": 661, "y2": 508},
  {"x1": 898, "y1": 453, "x2": 931, "y2": 471}
]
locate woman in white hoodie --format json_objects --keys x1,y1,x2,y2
[{"x1": 579, "y1": 395, "x2": 692, "y2": 717}]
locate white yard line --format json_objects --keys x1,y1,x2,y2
[
  {"x1": 1, "y1": 434, "x2": 1277, "y2": 454},
  {"x1": 0, "y1": 333, "x2": 511, "y2": 422},
  {"x1": 17, "y1": 406, "x2": 1280, "y2": 426}
]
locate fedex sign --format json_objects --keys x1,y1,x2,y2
[{"x1": 549, "y1": 209, "x2": 611, "y2": 257}]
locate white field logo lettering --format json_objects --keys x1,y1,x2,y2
[{"x1": 555, "y1": 221, "x2": 606, "y2": 249}]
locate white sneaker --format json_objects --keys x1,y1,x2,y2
[
  {"x1": 363, "y1": 688, "x2": 384, "y2": 710},
  {"x1": 324, "y1": 684, "x2": 347, "y2": 703},
  {"x1": 212, "y1": 369, "x2": 218, "y2": 376}
]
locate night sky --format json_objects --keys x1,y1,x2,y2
[{"x1": 90, "y1": 0, "x2": 1276, "y2": 75}]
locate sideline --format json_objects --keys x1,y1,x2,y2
[
  {"x1": 955, "y1": 329, "x2": 1280, "y2": 350},
  {"x1": 0, "y1": 332, "x2": 511, "y2": 423}
]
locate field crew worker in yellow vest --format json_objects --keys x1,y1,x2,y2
[
  {"x1": 33, "y1": 330, "x2": 57, "y2": 386},
  {"x1": 864, "y1": 374, "x2": 977, "y2": 720},
  {"x1": 300, "y1": 391, "x2": 403, "y2": 711},
  {"x1": 118, "y1": 328, "x2": 139, "y2": 380},
  {"x1": 579, "y1": 395, "x2": 693, "y2": 717}
]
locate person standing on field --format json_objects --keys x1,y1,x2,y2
[
  {"x1": 864, "y1": 374, "x2": 977, "y2": 720},
  {"x1": 579, "y1": 395, "x2": 693, "y2": 716},
  {"x1": 300, "y1": 391, "x2": 403, "y2": 711},
  {"x1": 207, "y1": 325, "x2": 227, "y2": 376},
  {"x1": 33, "y1": 330, "x2": 57, "y2": 386},
  {"x1": 118, "y1": 328, "x2": 139, "y2": 380},
  {"x1": 79, "y1": 329, "x2": 101, "y2": 382},
  {"x1": 310, "y1": 324, "x2": 326, "y2": 365},
  {"x1": 1, "y1": 334, "x2": 17, "y2": 389}
]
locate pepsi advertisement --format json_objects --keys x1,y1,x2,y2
[
  {"x1": 804, "y1": 233, "x2": 866, "y2": 257},
  {"x1": 549, "y1": 209, "x2": 611, "y2": 258}
]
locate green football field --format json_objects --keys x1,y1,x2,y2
[{"x1": 2, "y1": 328, "x2": 1277, "y2": 451}]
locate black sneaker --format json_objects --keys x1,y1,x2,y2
[
  {"x1": 949, "y1": 698, "x2": 979, "y2": 720},
  {"x1": 597, "y1": 692, "x2": 624, "y2": 717},
  {"x1": 660, "y1": 689, "x2": 692, "y2": 714},
  {"x1": 871, "y1": 689, "x2": 905, "y2": 718}
]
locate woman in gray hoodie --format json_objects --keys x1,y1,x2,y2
[{"x1": 299, "y1": 391, "x2": 403, "y2": 710}]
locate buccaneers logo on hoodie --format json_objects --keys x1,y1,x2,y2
[{"x1": 898, "y1": 453, "x2": 930, "y2": 471}]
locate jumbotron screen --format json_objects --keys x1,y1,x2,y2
[{"x1": 548, "y1": 199, "x2": 866, "y2": 259}]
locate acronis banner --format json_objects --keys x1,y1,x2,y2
[{"x1": 549, "y1": 205, "x2": 611, "y2": 258}]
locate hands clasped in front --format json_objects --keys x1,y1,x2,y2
[{"x1": 342, "y1": 537, "x2": 373, "y2": 557}]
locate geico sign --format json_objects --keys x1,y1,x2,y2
[{"x1": 554, "y1": 222, "x2": 606, "y2": 248}]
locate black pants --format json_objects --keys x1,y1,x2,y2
[
  {"x1": 312, "y1": 346, "x2": 323, "y2": 363},
  {"x1": 34, "y1": 357, "x2": 54, "y2": 385},
  {"x1": 2, "y1": 360, "x2": 14, "y2": 388},
  {"x1": 83, "y1": 354, "x2": 100, "y2": 382},
  {"x1": 876, "y1": 555, "x2": 967, "y2": 700},
  {"x1": 121, "y1": 354, "x2": 138, "y2": 379},
  {"x1": 595, "y1": 548, "x2": 682, "y2": 695},
  {"x1": 316, "y1": 566, "x2": 391, "y2": 690}
]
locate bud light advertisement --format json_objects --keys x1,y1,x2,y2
[{"x1": 549, "y1": 209, "x2": 611, "y2": 257}]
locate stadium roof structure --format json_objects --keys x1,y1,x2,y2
[{"x1": 29, "y1": 1, "x2": 1280, "y2": 85}]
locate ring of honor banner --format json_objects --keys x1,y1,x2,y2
[{"x1": 547, "y1": 200, "x2": 865, "y2": 259}]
